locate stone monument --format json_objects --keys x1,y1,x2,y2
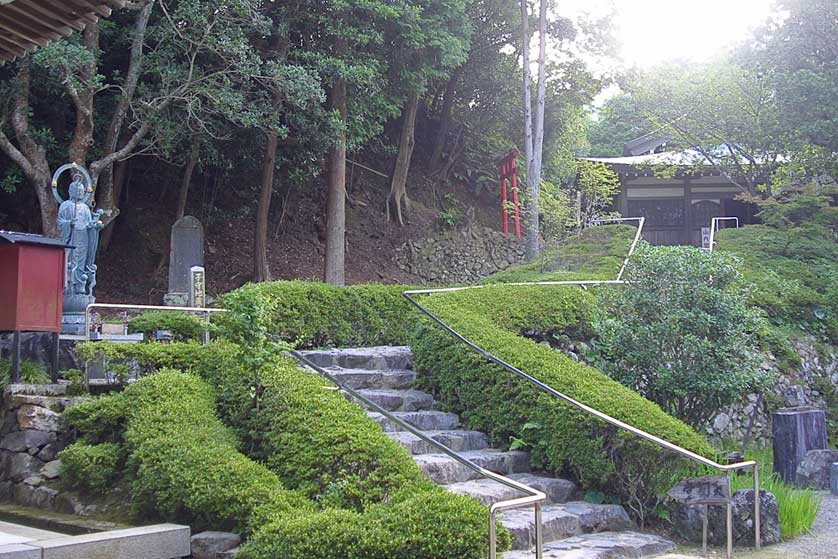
[
  {"x1": 164, "y1": 216, "x2": 204, "y2": 306},
  {"x1": 53, "y1": 163, "x2": 103, "y2": 335}
]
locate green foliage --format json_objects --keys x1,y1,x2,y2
[
  {"x1": 437, "y1": 193, "x2": 464, "y2": 229},
  {"x1": 127, "y1": 311, "x2": 207, "y2": 342},
  {"x1": 410, "y1": 283, "x2": 714, "y2": 520},
  {"x1": 215, "y1": 282, "x2": 416, "y2": 348},
  {"x1": 538, "y1": 180, "x2": 574, "y2": 244},
  {"x1": 0, "y1": 359, "x2": 48, "y2": 388},
  {"x1": 69, "y1": 343, "x2": 501, "y2": 558},
  {"x1": 249, "y1": 356, "x2": 424, "y2": 509},
  {"x1": 65, "y1": 369, "x2": 306, "y2": 535},
  {"x1": 752, "y1": 0, "x2": 838, "y2": 152},
  {"x1": 592, "y1": 244, "x2": 766, "y2": 428},
  {"x1": 575, "y1": 161, "x2": 620, "y2": 227},
  {"x1": 586, "y1": 94, "x2": 654, "y2": 157},
  {"x1": 486, "y1": 224, "x2": 636, "y2": 283},
  {"x1": 715, "y1": 223, "x2": 838, "y2": 342},
  {"x1": 58, "y1": 442, "x2": 123, "y2": 494}
]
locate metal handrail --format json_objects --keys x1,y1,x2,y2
[
  {"x1": 402, "y1": 218, "x2": 760, "y2": 559},
  {"x1": 290, "y1": 350, "x2": 547, "y2": 559},
  {"x1": 84, "y1": 303, "x2": 226, "y2": 344},
  {"x1": 708, "y1": 217, "x2": 740, "y2": 252}
]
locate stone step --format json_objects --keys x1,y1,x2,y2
[
  {"x1": 386, "y1": 430, "x2": 490, "y2": 454},
  {"x1": 368, "y1": 410, "x2": 460, "y2": 432},
  {"x1": 500, "y1": 531, "x2": 675, "y2": 558},
  {"x1": 498, "y1": 502, "x2": 632, "y2": 550},
  {"x1": 413, "y1": 450, "x2": 530, "y2": 484},
  {"x1": 352, "y1": 389, "x2": 434, "y2": 412},
  {"x1": 326, "y1": 368, "x2": 417, "y2": 390},
  {"x1": 445, "y1": 474, "x2": 580, "y2": 506},
  {"x1": 300, "y1": 346, "x2": 412, "y2": 370}
]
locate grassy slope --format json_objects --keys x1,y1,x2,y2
[{"x1": 485, "y1": 225, "x2": 638, "y2": 283}]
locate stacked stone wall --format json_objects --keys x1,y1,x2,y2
[
  {"x1": 395, "y1": 226, "x2": 524, "y2": 284},
  {"x1": 0, "y1": 384, "x2": 94, "y2": 514}
]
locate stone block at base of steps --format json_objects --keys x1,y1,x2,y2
[
  {"x1": 351, "y1": 389, "x2": 434, "y2": 412},
  {"x1": 499, "y1": 502, "x2": 632, "y2": 550},
  {"x1": 445, "y1": 473, "x2": 581, "y2": 506},
  {"x1": 500, "y1": 531, "x2": 675, "y2": 559},
  {"x1": 299, "y1": 347, "x2": 412, "y2": 370},
  {"x1": 368, "y1": 410, "x2": 460, "y2": 432},
  {"x1": 413, "y1": 450, "x2": 530, "y2": 484},
  {"x1": 325, "y1": 368, "x2": 417, "y2": 390},
  {"x1": 386, "y1": 430, "x2": 489, "y2": 454}
]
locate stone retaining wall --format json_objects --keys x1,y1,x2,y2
[
  {"x1": 0, "y1": 384, "x2": 94, "y2": 515},
  {"x1": 395, "y1": 225, "x2": 524, "y2": 284},
  {"x1": 705, "y1": 338, "x2": 838, "y2": 446}
]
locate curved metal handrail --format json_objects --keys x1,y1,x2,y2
[
  {"x1": 290, "y1": 350, "x2": 547, "y2": 559},
  {"x1": 402, "y1": 218, "x2": 760, "y2": 559}
]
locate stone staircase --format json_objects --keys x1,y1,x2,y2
[{"x1": 300, "y1": 346, "x2": 675, "y2": 559}]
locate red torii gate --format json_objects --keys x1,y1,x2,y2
[{"x1": 497, "y1": 150, "x2": 521, "y2": 238}]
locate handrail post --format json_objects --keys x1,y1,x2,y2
[
  {"x1": 725, "y1": 496, "x2": 733, "y2": 559},
  {"x1": 534, "y1": 501, "x2": 543, "y2": 559},
  {"x1": 488, "y1": 510, "x2": 497, "y2": 559},
  {"x1": 754, "y1": 463, "x2": 760, "y2": 550}
]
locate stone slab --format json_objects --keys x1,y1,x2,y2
[
  {"x1": 326, "y1": 368, "x2": 416, "y2": 390},
  {"x1": 499, "y1": 505, "x2": 582, "y2": 549},
  {"x1": 354, "y1": 389, "x2": 434, "y2": 412},
  {"x1": 167, "y1": 216, "x2": 204, "y2": 295},
  {"x1": 501, "y1": 531, "x2": 675, "y2": 559},
  {"x1": 387, "y1": 430, "x2": 488, "y2": 455},
  {"x1": 300, "y1": 346, "x2": 412, "y2": 370},
  {"x1": 31, "y1": 524, "x2": 190, "y2": 559},
  {"x1": 0, "y1": 544, "x2": 40, "y2": 559}
]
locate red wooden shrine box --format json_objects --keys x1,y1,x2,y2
[{"x1": 0, "y1": 231, "x2": 68, "y2": 333}]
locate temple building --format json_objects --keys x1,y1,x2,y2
[{"x1": 585, "y1": 136, "x2": 755, "y2": 247}]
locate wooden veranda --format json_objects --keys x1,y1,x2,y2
[{"x1": 0, "y1": 0, "x2": 126, "y2": 63}]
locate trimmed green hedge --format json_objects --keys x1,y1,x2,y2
[
  {"x1": 215, "y1": 281, "x2": 416, "y2": 348},
  {"x1": 59, "y1": 442, "x2": 123, "y2": 494},
  {"x1": 72, "y1": 343, "x2": 505, "y2": 558},
  {"x1": 65, "y1": 370, "x2": 306, "y2": 534},
  {"x1": 127, "y1": 311, "x2": 207, "y2": 342},
  {"x1": 410, "y1": 284, "x2": 714, "y2": 508}
]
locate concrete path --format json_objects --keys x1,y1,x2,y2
[{"x1": 659, "y1": 491, "x2": 836, "y2": 559}]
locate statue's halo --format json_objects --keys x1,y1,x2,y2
[{"x1": 52, "y1": 163, "x2": 93, "y2": 205}]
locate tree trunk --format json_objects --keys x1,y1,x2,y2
[
  {"x1": 0, "y1": 56, "x2": 56, "y2": 236},
  {"x1": 520, "y1": 0, "x2": 534, "y2": 181},
  {"x1": 67, "y1": 24, "x2": 99, "y2": 164},
  {"x1": 387, "y1": 91, "x2": 419, "y2": 226},
  {"x1": 94, "y1": 0, "x2": 155, "y2": 242},
  {"x1": 176, "y1": 139, "x2": 200, "y2": 220},
  {"x1": 429, "y1": 70, "x2": 460, "y2": 172},
  {"x1": 524, "y1": 0, "x2": 548, "y2": 261},
  {"x1": 254, "y1": 130, "x2": 278, "y2": 283},
  {"x1": 324, "y1": 78, "x2": 347, "y2": 286}
]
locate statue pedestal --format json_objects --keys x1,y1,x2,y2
[{"x1": 62, "y1": 293, "x2": 95, "y2": 336}]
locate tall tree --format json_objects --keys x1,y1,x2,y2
[
  {"x1": 520, "y1": 0, "x2": 548, "y2": 260},
  {"x1": 0, "y1": 0, "x2": 270, "y2": 238},
  {"x1": 385, "y1": 0, "x2": 470, "y2": 225},
  {"x1": 752, "y1": 0, "x2": 838, "y2": 153}
]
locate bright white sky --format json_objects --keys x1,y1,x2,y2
[{"x1": 562, "y1": 0, "x2": 778, "y2": 68}]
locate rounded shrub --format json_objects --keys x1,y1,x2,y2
[
  {"x1": 58, "y1": 442, "x2": 123, "y2": 493},
  {"x1": 128, "y1": 311, "x2": 207, "y2": 342}
]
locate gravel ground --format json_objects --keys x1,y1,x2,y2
[{"x1": 660, "y1": 491, "x2": 837, "y2": 559}]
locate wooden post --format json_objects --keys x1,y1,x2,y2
[
  {"x1": 10, "y1": 330, "x2": 20, "y2": 384},
  {"x1": 50, "y1": 332, "x2": 60, "y2": 384},
  {"x1": 772, "y1": 407, "x2": 827, "y2": 483}
]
